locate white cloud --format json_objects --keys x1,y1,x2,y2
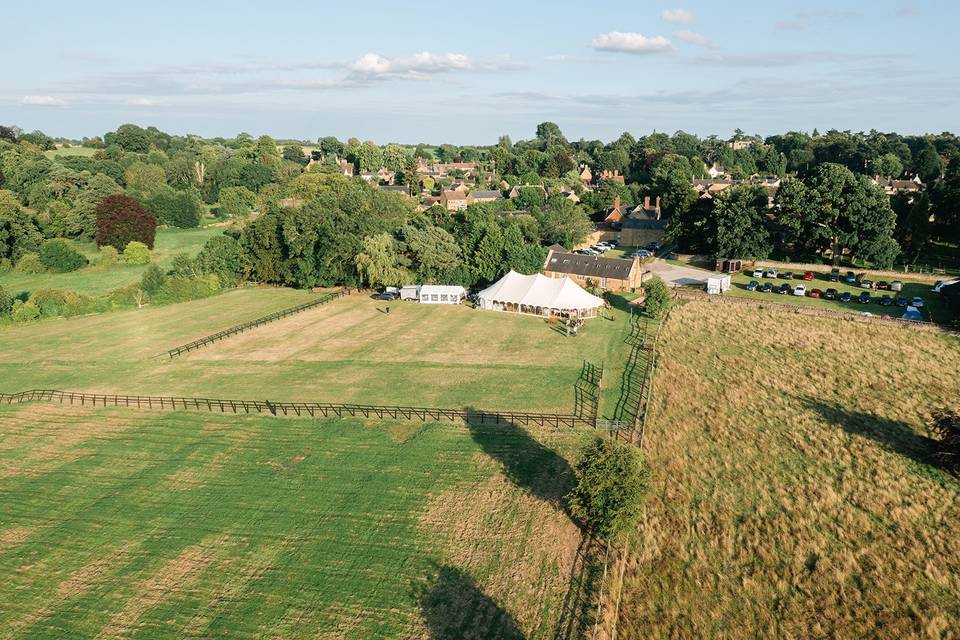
[
  {"x1": 348, "y1": 51, "x2": 515, "y2": 79},
  {"x1": 20, "y1": 95, "x2": 67, "y2": 106},
  {"x1": 661, "y1": 8, "x2": 694, "y2": 24},
  {"x1": 126, "y1": 97, "x2": 157, "y2": 106},
  {"x1": 592, "y1": 32, "x2": 673, "y2": 54},
  {"x1": 673, "y1": 30, "x2": 715, "y2": 48}
]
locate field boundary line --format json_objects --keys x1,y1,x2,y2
[
  {"x1": 164, "y1": 289, "x2": 348, "y2": 358},
  {"x1": 0, "y1": 388, "x2": 596, "y2": 429}
]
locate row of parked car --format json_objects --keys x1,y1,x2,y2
[
  {"x1": 745, "y1": 279, "x2": 924, "y2": 307},
  {"x1": 574, "y1": 240, "x2": 619, "y2": 256},
  {"x1": 750, "y1": 267, "x2": 908, "y2": 291}
]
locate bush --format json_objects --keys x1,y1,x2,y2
[
  {"x1": 170, "y1": 253, "x2": 199, "y2": 277},
  {"x1": 95, "y1": 245, "x2": 119, "y2": 268},
  {"x1": 39, "y1": 238, "x2": 88, "y2": 272},
  {"x1": 0, "y1": 284, "x2": 12, "y2": 317},
  {"x1": 196, "y1": 235, "x2": 244, "y2": 286},
  {"x1": 15, "y1": 252, "x2": 44, "y2": 274},
  {"x1": 151, "y1": 274, "x2": 221, "y2": 305},
  {"x1": 930, "y1": 409, "x2": 960, "y2": 474},
  {"x1": 567, "y1": 436, "x2": 649, "y2": 540},
  {"x1": 95, "y1": 194, "x2": 157, "y2": 250},
  {"x1": 123, "y1": 241, "x2": 150, "y2": 265},
  {"x1": 11, "y1": 299, "x2": 40, "y2": 322},
  {"x1": 139, "y1": 264, "x2": 167, "y2": 294},
  {"x1": 218, "y1": 186, "x2": 257, "y2": 217},
  {"x1": 642, "y1": 275, "x2": 670, "y2": 319},
  {"x1": 145, "y1": 187, "x2": 203, "y2": 228},
  {"x1": 29, "y1": 288, "x2": 100, "y2": 318}
]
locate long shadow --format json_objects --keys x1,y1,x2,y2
[
  {"x1": 800, "y1": 396, "x2": 939, "y2": 467},
  {"x1": 417, "y1": 564, "x2": 525, "y2": 639},
  {"x1": 463, "y1": 407, "x2": 575, "y2": 514}
]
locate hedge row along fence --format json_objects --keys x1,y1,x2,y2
[
  {"x1": 165, "y1": 289, "x2": 347, "y2": 358},
  {"x1": 0, "y1": 389, "x2": 595, "y2": 429}
]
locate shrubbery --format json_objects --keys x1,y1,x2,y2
[
  {"x1": 123, "y1": 241, "x2": 150, "y2": 265},
  {"x1": 643, "y1": 275, "x2": 670, "y2": 319},
  {"x1": 29, "y1": 288, "x2": 102, "y2": 318},
  {"x1": 139, "y1": 264, "x2": 166, "y2": 294},
  {"x1": 0, "y1": 284, "x2": 12, "y2": 318},
  {"x1": 95, "y1": 194, "x2": 157, "y2": 250},
  {"x1": 11, "y1": 299, "x2": 40, "y2": 322},
  {"x1": 39, "y1": 238, "x2": 88, "y2": 272},
  {"x1": 15, "y1": 252, "x2": 44, "y2": 274},
  {"x1": 567, "y1": 435, "x2": 649, "y2": 540},
  {"x1": 151, "y1": 273, "x2": 221, "y2": 305},
  {"x1": 196, "y1": 235, "x2": 244, "y2": 286},
  {"x1": 94, "y1": 245, "x2": 119, "y2": 269}
]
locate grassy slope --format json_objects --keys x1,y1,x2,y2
[
  {"x1": 618, "y1": 300, "x2": 960, "y2": 638},
  {"x1": 43, "y1": 147, "x2": 98, "y2": 159},
  {"x1": 0, "y1": 404, "x2": 583, "y2": 638},
  {"x1": 0, "y1": 290, "x2": 632, "y2": 413},
  {"x1": 725, "y1": 268, "x2": 950, "y2": 324},
  {"x1": 0, "y1": 227, "x2": 223, "y2": 296}
]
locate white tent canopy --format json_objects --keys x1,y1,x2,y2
[{"x1": 476, "y1": 271, "x2": 605, "y2": 318}]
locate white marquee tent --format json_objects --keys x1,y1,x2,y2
[{"x1": 476, "y1": 270, "x2": 605, "y2": 319}]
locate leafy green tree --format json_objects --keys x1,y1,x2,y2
[
  {"x1": 70, "y1": 174, "x2": 122, "y2": 239},
  {"x1": 930, "y1": 160, "x2": 960, "y2": 244},
  {"x1": 282, "y1": 144, "x2": 306, "y2": 164},
  {"x1": 218, "y1": 186, "x2": 257, "y2": 217},
  {"x1": 356, "y1": 141, "x2": 384, "y2": 173},
  {"x1": 318, "y1": 136, "x2": 343, "y2": 158},
  {"x1": 355, "y1": 233, "x2": 409, "y2": 288},
  {"x1": 471, "y1": 223, "x2": 506, "y2": 284},
  {"x1": 869, "y1": 153, "x2": 904, "y2": 178},
  {"x1": 536, "y1": 197, "x2": 592, "y2": 248},
  {"x1": 105, "y1": 124, "x2": 150, "y2": 153},
  {"x1": 139, "y1": 263, "x2": 167, "y2": 294},
  {"x1": 892, "y1": 193, "x2": 932, "y2": 262},
  {"x1": 400, "y1": 224, "x2": 462, "y2": 283},
  {"x1": 712, "y1": 185, "x2": 773, "y2": 259},
  {"x1": 914, "y1": 146, "x2": 943, "y2": 182},
  {"x1": 15, "y1": 252, "x2": 44, "y2": 274},
  {"x1": 567, "y1": 436, "x2": 649, "y2": 540},
  {"x1": 643, "y1": 275, "x2": 670, "y2": 318},
  {"x1": 196, "y1": 235, "x2": 244, "y2": 286},
  {"x1": 145, "y1": 187, "x2": 203, "y2": 228},
  {"x1": 124, "y1": 161, "x2": 167, "y2": 198},
  {"x1": 0, "y1": 190, "x2": 42, "y2": 262},
  {"x1": 383, "y1": 144, "x2": 409, "y2": 173},
  {"x1": 255, "y1": 135, "x2": 280, "y2": 166},
  {"x1": 39, "y1": 238, "x2": 87, "y2": 272}
]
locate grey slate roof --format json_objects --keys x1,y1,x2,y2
[{"x1": 545, "y1": 250, "x2": 635, "y2": 280}]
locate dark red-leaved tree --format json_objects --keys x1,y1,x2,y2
[{"x1": 95, "y1": 194, "x2": 157, "y2": 250}]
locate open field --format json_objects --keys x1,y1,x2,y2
[
  {"x1": 43, "y1": 146, "x2": 98, "y2": 159},
  {"x1": 0, "y1": 289, "x2": 633, "y2": 413},
  {"x1": 0, "y1": 403, "x2": 585, "y2": 638},
  {"x1": 616, "y1": 300, "x2": 960, "y2": 638},
  {"x1": 0, "y1": 227, "x2": 224, "y2": 296}
]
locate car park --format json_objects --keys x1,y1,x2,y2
[
  {"x1": 747, "y1": 280, "x2": 759, "y2": 291},
  {"x1": 809, "y1": 288, "x2": 822, "y2": 298},
  {"x1": 880, "y1": 295, "x2": 893, "y2": 306},
  {"x1": 824, "y1": 288, "x2": 837, "y2": 300},
  {"x1": 761, "y1": 282, "x2": 773, "y2": 293},
  {"x1": 895, "y1": 295, "x2": 908, "y2": 307},
  {"x1": 777, "y1": 283, "x2": 791, "y2": 294},
  {"x1": 793, "y1": 284, "x2": 806, "y2": 296},
  {"x1": 845, "y1": 271, "x2": 857, "y2": 283},
  {"x1": 802, "y1": 271, "x2": 814, "y2": 281},
  {"x1": 840, "y1": 292, "x2": 852, "y2": 303},
  {"x1": 752, "y1": 268, "x2": 764, "y2": 278},
  {"x1": 858, "y1": 292, "x2": 871, "y2": 304},
  {"x1": 829, "y1": 268, "x2": 840, "y2": 282},
  {"x1": 765, "y1": 268, "x2": 778, "y2": 278},
  {"x1": 911, "y1": 297, "x2": 925, "y2": 308}
]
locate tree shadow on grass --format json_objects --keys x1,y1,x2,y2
[
  {"x1": 462, "y1": 407, "x2": 575, "y2": 514},
  {"x1": 799, "y1": 396, "x2": 939, "y2": 467},
  {"x1": 417, "y1": 564, "x2": 525, "y2": 640}
]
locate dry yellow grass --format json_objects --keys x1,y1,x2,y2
[{"x1": 616, "y1": 300, "x2": 960, "y2": 639}]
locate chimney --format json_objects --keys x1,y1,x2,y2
[
  {"x1": 655, "y1": 196, "x2": 661, "y2": 220},
  {"x1": 613, "y1": 195, "x2": 621, "y2": 210},
  {"x1": 644, "y1": 195, "x2": 650, "y2": 209}
]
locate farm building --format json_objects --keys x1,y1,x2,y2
[
  {"x1": 418, "y1": 285, "x2": 466, "y2": 304},
  {"x1": 476, "y1": 270, "x2": 605, "y2": 319},
  {"x1": 707, "y1": 274, "x2": 732, "y2": 294},
  {"x1": 543, "y1": 246, "x2": 643, "y2": 292}
]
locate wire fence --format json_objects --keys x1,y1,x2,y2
[
  {"x1": 165, "y1": 290, "x2": 347, "y2": 358},
  {"x1": 0, "y1": 388, "x2": 595, "y2": 429}
]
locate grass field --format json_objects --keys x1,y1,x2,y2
[
  {"x1": 0, "y1": 289, "x2": 633, "y2": 413},
  {"x1": 0, "y1": 403, "x2": 585, "y2": 638},
  {"x1": 0, "y1": 227, "x2": 224, "y2": 296},
  {"x1": 43, "y1": 146, "x2": 98, "y2": 159},
  {"x1": 616, "y1": 300, "x2": 960, "y2": 638}
]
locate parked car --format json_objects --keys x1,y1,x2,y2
[
  {"x1": 876, "y1": 281, "x2": 891, "y2": 290},
  {"x1": 793, "y1": 284, "x2": 806, "y2": 296},
  {"x1": 376, "y1": 291, "x2": 399, "y2": 301},
  {"x1": 829, "y1": 268, "x2": 840, "y2": 282},
  {"x1": 858, "y1": 292, "x2": 871, "y2": 304},
  {"x1": 761, "y1": 282, "x2": 773, "y2": 293},
  {"x1": 782, "y1": 271, "x2": 794, "y2": 280},
  {"x1": 839, "y1": 291, "x2": 852, "y2": 303},
  {"x1": 752, "y1": 268, "x2": 764, "y2": 278},
  {"x1": 911, "y1": 297, "x2": 925, "y2": 308},
  {"x1": 880, "y1": 295, "x2": 893, "y2": 306},
  {"x1": 632, "y1": 249, "x2": 652, "y2": 259},
  {"x1": 777, "y1": 283, "x2": 791, "y2": 295},
  {"x1": 582, "y1": 248, "x2": 599, "y2": 256},
  {"x1": 895, "y1": 295, "x2": 909, "y2": 307},
  {"x1": 802, "y1": 271, "x2": 814, "y2": 281},
  {"x1": 890, "y1": 281, "x2": 903, "y2": 292},
  {"x1": 809, "y1": 288, "x2": 822, "y2": 298},
  {"x1": 746, "y1": 280, "x2": 759, "y2": 291},
  {"x1": 765, "y1": 268, "x2": 778, "y2": 278},
  {"x1": 824, "y1": 288, "x2": 837, "y2": 300},
  {"x1": 845, "y1": 271, "x2": 857, "y2": 283},
  {"x1": 646, "y1": 241, "x2": 661, "y2": 251},
  {"x1": 859, "y1": 279, "x2": 874, "y2": 289}
]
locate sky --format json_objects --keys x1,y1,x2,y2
[{"x1": 1, "y1": 0, "x2": 955, "y2": 144}]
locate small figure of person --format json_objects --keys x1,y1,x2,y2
[{"x1": 386, "y1": 305, "x2": 390, "y2": 314}]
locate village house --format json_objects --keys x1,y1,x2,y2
[
  {"x1": 466, "y1": 190, "x2": 504, "y2": 205},
  {"x1": 620, "y1": 196, "x2": 667, "y2": 247},
  {"x1": 543, "y1": 245, "x2": 643, "y2": 292},
  {"x1": 337, "y1": 158, "x2": 355, "y2": 177},
  {"x1": 603, "y1": 195, "x2": 625, "y2": 226},
  {"x1": 578, "y1": 164, "x2": 593, "y2": 186},
  {"x1": 440, "y1": 188, "x2": 469, "y2": 211},
  {"x1": 597, "y1": 170, "x2": 625, "y2": 185},
  {"x1": 872, "y1": 175, "x2": 924, "y2": 195},
  {"x1": 508, "y1": 184, "x2": 547, "y2": 199}
]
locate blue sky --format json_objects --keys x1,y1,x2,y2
[{"x1": 1, "y1": 0, "x2": 955, "y2": 144}]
